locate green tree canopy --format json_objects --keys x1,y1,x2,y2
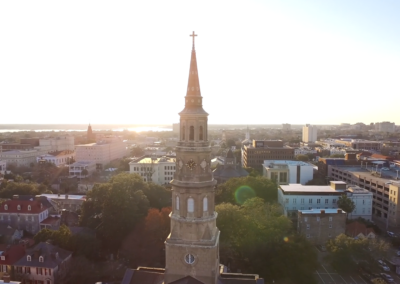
[
  {"x1": 215, "y1": 176, "x2": 277, "y2": 205},
  {"x1": 79, "y1": 173, "x2": 170, "y2": 251},
  {"x1": 295, "y1": 154, "x2": 309, "y2": 161},
  {"x1": 0, "y1": 182, "x2": 50, "y2": 198},
  {"x1": 216, "y1": 198, "x2": 318, "y2": 283},
  {"x1": 337, "y1": 194, "x2": 356, "y2": 215}
]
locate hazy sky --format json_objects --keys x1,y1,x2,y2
[{"x1": 1, "y1": 0, "x2": 399, "y2": 125}]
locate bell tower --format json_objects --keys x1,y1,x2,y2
[{"x1": 165, "y1": 32, "x2": 220, "y2": 284}]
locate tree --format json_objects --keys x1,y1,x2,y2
[
  {"x1": 80, "y1": 173, "x2": 153, "y2": 252},
  {"x1": 337, "y1": 195, "x2": 356, "y2": 217},
  {"x1": 243, "y1": 167, "x2": 260, "y2": 177},
  {"x1": 0, "y1": 182, "x2": 50, "y2": 198},
  {"x1": 216, "y1": 198, "x2": 318, "y2": 283},
  {"x1": 215, "y1": 176, "x2": 277, "y2": 205},
  {"x1": 131, "y1": 146, "x2": 144, "y2": 157},
  {"x1": 295, "y1": 154, "x2": 309, "y2": 161}
]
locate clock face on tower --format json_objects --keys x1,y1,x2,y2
[{"x1": 186, "y1": 159, "x2": 196, "y2": 170}]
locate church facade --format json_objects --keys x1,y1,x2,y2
[{"x1": 121, "y1": 33, "x2": 263, "y2": 284}]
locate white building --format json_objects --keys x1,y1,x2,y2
[
  {"x1": 375, "y1": 121, "x2": 396, "y2": 133},
  {"x1": 69, "y1": 161, "x2": 96, "y2": 178},
  {"x1": 294, "y1": 148, "x2": 317, "y2": 156},
  {"x1": 278, "y1": 181, "x2": 373, "y2": 221},
  {"x1": 75, "y1": 136, "x2": 127, "y2": 167},
  {"x1": 263, "y1": 160, "x2": 314, "y2": 185},
  {"x1": 0, "y1": 150, "x2": 47, "y2": 167},
  {"x1": 346, "y1": 186, "x2": 373, "y2": 221},
  {"x1": 130, "y1": 156, "x2": 176, "y2": 185},
  {"x1": 0, "y1": 160, "x2": 6, "y2": 174},
  {"x1": 302, "y1": 124, "x2": 318, "y2": 143},
  {"x1": 36, "y1": 136, "x2": 75, "y2": 152},
  {"x1": 36, "y1": 150, "x2": 75, "y2": 167}
]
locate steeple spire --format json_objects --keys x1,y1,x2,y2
[{"x1": 186, "y1": 31, "x2": 201, "y2": 97}]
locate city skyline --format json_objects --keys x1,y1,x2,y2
[{"x1": 1, "y1": 0, "x2": 399, "y2": 125}]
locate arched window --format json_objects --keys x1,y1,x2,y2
[
  {"x1": 187, "y1": 198, "x2": 194, "y2": 213},
  {"x1": 17, "y1": 205, "x2": 21, "y2": 210},
  {"x1": 39, "y1": 256, "x2": 44, "y2": 262},
  {"x1": 176, "y1": 196, "x2": 180, "y2": 210},
  {"x1": 203, "y1": 197, "x2": 208, "y2": 211},
  {"x1": 181, "y1": 126, "x2": 185, "y2": 141},
  {"x1": 27, "y1": 255, "x2": 31, "y2": 261},
  {"x1": 199, "y1": 126, "x2": 203, "y2": 141},
  {"x1": 4, "y1": 205, "x2": 8, "y2": 210},
  {"x1": 189, "y1": 126, "x2": 194, "y2": 141}
]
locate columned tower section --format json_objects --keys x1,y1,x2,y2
[{"x1": 165, "y1": 32, "x2": 219, "y2": 284}]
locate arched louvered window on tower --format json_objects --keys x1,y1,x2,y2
[
  {"x1": 199, "y1": 126, "x2": 203, "y2": 141},
  {"x1": 189, "y1": 126, "x2": 194, "y2": 141},
  {"x1": 181, "y1": 126, "x2": 185, "y2": 141},
  {"x1": 187, "y1": 197, "x2": 194, "y2": 217},
  {"x1": 176, "y1": 195, "x2": 180, "y2": 211},
  {"x1": 203, "y1": 196, "x2": 208, "y2": 217}
]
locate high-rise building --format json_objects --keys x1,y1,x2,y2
[
  {"x1": 122, "y1": 32, "x2": 262, "y2": 284},
  {"x1": 375, "y1": 121, "x2": 396, "y2": 133},
  {"x1": 302, "y1": 124, "x2": 318, "y2": 143}
]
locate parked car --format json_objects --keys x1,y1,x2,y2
[
  {"x1": 380, "y1": 265, "x2": 390, "y2": 272},
  {"x1": 380, "y1": 273, "x2": 394, "y2": 283},
  {"x1": 378, "y1": 260, "x2": 387, "y2": 266},
  {"x1": 387, "y1": 231, "x2": 396, "y2": 237}
]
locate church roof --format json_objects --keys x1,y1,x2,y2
[
  {"x1": 121, "y1": 267, "x2": 165, "y2": 284},
  {"x1": 170, "y1": 276, "x2": 205, "y2": 284}
]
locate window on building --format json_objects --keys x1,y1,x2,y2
[
  {"x1": 203, "y1": 197, "x2": 208, "y2": 211},
  {"x1": 187, "y1": 198, "x2": 194, "y2": 213},
  {"x1": 285, "y1": 198, "x2": 289, "y2": 204},
  {"x1": 4, "y1": 205, "x2": 7, "y2": 210},
  {"x1": 301, "y1": 198, "x2": 304, "y2": 204},
  {"x1": 17, "y1": 205, "x2": 21, "y2": 210},
  {"x1": 332, "y1": 199, "x2": 336, "y2": 203},
  {"x1": 329, "y1": 224, "x2": 332, "y2": 228},
  {"x1": 306, "y1": 224, "x2": 310, "y2": 230},
  {"x1": 181, "y1": 126, "x2": 185, "y2": 140},
  {"x1": 39, "y1": 256, "x2": 44, "y2": 262},
  {"x1": 293, "y1": 199, "x2": 296, "y2": 204},
  {"x1": 199, "y1": 126, "x2": 203, "y2": 141},
  {"x1": 317, "y1": 217, "x2": 320, "y2": 222},
  {"x1": 325, "y1": 199, "x2": 328, "y2": 204},
  {"x1": 27, "y1": 255, "x2": 31, "y2": 261},
  {"x1": 329, "y1": 217, "x2": 332, "y2": 222},
  {"x1": 304, "y1": 217, "x2": 308, "y2": 222},
  {"x1": 279, "y1": 172, "x2": 287, "y2": 183},
  {"x1": 309, "y1": 199, "x2": 312, "y2": 204},
  {"x1": 189, "y1": 126, "x2": 194, "y2": 141},
  {"x1": 176, "y1": 196, "x2": 179, "y2": 210}
]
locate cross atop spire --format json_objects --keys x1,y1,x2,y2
[{"x1": 190, "y1": 31, "x2": 197, "y2": 50}]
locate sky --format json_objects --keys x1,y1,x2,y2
[{"x1": 1, "y1": 0, "x2": 399, "y2": 126}]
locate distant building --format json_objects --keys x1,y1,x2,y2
[
  {"x1": 14, "y1": 242, "x2": 72, "y2": 284},
  {"x1": 294, "y1": 147, "x2": 317, "y2": 156},
  {"x1": 129, "y1": 156, "x2": 176, "y2": 185},
  {"x1": 0, "y1": 195, "x2": 53, "y2": 235},
  {"x1": 278, "y1": 181, "x2": 347, "y2": 218},
  {"x1": 87, "y1": 124, "x2": 95, "y2": 143},
  {"x1": 39, "y1": 194, "x2": 86, "y2": 213},
  {"x1": 36, "y1": 150, "x2": 75, "y2": 167},
  {"x1": 346, "y1": 186, "x2": 373, "y2": 221},
  {"x1": 0, "y1": 160, "x2": 6, "y2": 175},
  {"x1": 297, "y1": 209, "x2": 346, "y2": 245},
  {"x1": 37, "y1": 136, "x2": 75, "y2": 152},
  {"x1": 375, "y1": 121, "x2": 396, "y2": 133},
  {"x1": 68, "y1": 161, "x2": 96, "y2": 177},
  {"x1": 213, "y1": 149, "x2": 248, "y2": 184},
  {"x1": 302, "y1": 124, "x2": 318, "y2": 143},
  {"x1": 0, "y1": 150, "x2": 47, "y2": 167},
  {"x1": 346, "y1": 221, "x2": 376, "y2": 239},
  {"x1": 282, "y1": 123, "x2": 291, "y2": 131},
  {"x1": 329, "y1": 164, "x2": 400, "y2": 226},
  {"x1": 335, "y1": 139, "x2": 382, "y2": 151},
  {"x1": 241, "y1": 140, "x2": 294, "y2": 170},
  {"x1": 0, "y1": 244, "x2": 26, "y2": 281},
  {"x1": 263, "y1": 160, "x2": 314, "y2": 185},
  {"x1": 75, "y1": 136, "x2": 126, "y2": 168}
]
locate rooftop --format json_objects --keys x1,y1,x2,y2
[
  {"x1": 299, "y1": 208, "x2": 346, "y2": 214},
  {"x1": 280, "y1": 184, "x2": 345, "y2": 193},
  {"x1": 130, "y1": 156, "x2": 175, "y2": 164},
  {"x1": 331, "y1": 165, "x2": 400, "y2": 184},
  {"x1": 40, "y1": 194, "x2": 85, "y2": 200},
  {"x1": 263, "y1": 160, "x2": 313, "y2": 167}
]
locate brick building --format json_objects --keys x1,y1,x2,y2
[
  {"x1": 241, "y1": 140, "x2": 294, "y2": 170},
  {"x1": 297, "y1": 209, "x2": 346, "y2": 245}
]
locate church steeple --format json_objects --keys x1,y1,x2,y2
[{"x1": 165, "y1": 32, "x2": 219, "y2": 284}]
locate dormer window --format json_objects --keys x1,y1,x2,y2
[
  {"x1": 40, "y1": 203, "x2": 43, "y2": 209},
  {"x1": 17, "y1": 205, "x2": 21, "y2": 210},
  {"x1": 28, "y1": 205, "x2": 31, "y2": 211},
  {"x1": 4, "y1": 205, "x2": 8, "y2": 210},
  {"x1": 39, "y1": 256, "x2": 44, "y2": 262},
  {"x1": 27, "y1": 255, "x2": 31, "y2": 261}
]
